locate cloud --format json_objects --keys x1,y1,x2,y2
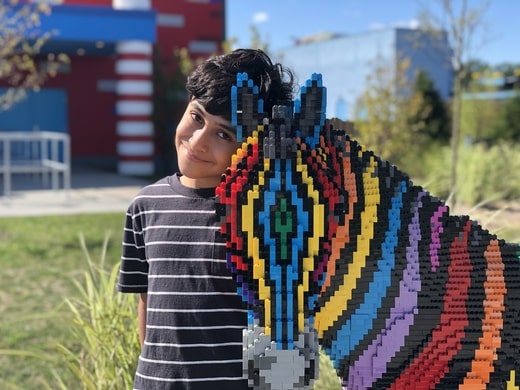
[
  {"x1": 368, "y1": 18, "x2": 420, "y2": 31},
  {"x1": 409, "y1": 19, "x2": 420, "y2": 29},
  {"x1": 252, "y1": 11, "x2": 269, "y2": 24},
  {"x1": 368, "y1": 22, "x2": 386, "y2": 30},
  {"x1": 393, "y1": 18, "x2": 420, "y2": 29}
]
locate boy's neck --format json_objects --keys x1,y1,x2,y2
[{"x1": 179, "y1": 174, "x2": 218, "y2": 189}]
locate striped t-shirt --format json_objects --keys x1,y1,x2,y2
[{"x1": 118, "y1": 174, "x2": 248, "y2": 390}]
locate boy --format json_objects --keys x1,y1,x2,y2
[{"x1": 118, "y1": 49, "x2": 295, "y2": 390}]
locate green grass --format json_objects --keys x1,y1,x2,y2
[{"x1": 0, "y1": 213, "x2": 125, "y2": 388}]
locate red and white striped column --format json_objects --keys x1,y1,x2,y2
[{"x1": 113, "y1": 0, "x2": 154, "y2": 176}]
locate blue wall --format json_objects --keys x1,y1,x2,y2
[
  {"x1": 13, "y1": 4, "x2": 156, "y2": 55},
  {"x1": 0, "y1": 89, "x2": 68, "y2": 132}
]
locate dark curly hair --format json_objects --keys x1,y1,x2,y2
[{"x1": 186, "y1": 49, "x2": 295, "y2": 121}]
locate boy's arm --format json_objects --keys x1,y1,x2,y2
[{"x1": 138, "y1": 293, "x2": 147, "y2": 347}]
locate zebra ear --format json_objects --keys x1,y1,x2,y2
[
  {"x1": 294, "y1": 73, "x2": 327, "y2": 146},
  {"x1": 231, "y1": 72, "x2": 265, "y2": 143}
]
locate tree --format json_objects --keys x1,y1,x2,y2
[
  {"x1": 460, "y1": 58, "x2": 490, "y2": 88},
  {"x1": 492, "y1": 62, "x2": 520, "y2": 78},
  {"x1": 494, "y1": 92, "x2": 520, "y2": 141},
  {"x1": 411, "y1": 70, "x2": 451, "y2": 142},
  {"x1": 418, "y1": 0, "x2": 490, "y2": 206},
  {"x1": 353, "y1": 56, "x2": 432, "y2": 175},
  {"x1": 0, "y1": 0, "x2": 68, "y2": 111},
  {"x1": 460, "y1": 68, "x2": 503, "y2": 143},
  {"x1": 249, "y1": 25, "x2": 269, "y2": 53},
  {"x1": 152, "y1": 47, "x2": 194, "y2": 174}
]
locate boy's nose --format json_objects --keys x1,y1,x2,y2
[{"x1": 189, "y1": 128, "x2": 209, "y2": 152}]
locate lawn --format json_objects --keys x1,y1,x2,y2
[
  {"x1": 0, "y1": 213, "x2": 126, "y2": 388},
  {"x1": 0, "y1": 209, "x2": 518, "y2": 389}
]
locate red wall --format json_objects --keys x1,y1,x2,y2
[
  {"x1": 154, "y1": 1, "x2": 225, "y2": 52},
  {"x1": 45, "y1": 56, "x2": 118, "y2": 157}
]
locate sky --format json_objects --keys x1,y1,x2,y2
[{"x1": 225, "y1": 0, "x2": 519, "y2": 66}]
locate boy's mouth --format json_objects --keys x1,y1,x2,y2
[{"x1": 183, "y1": 144, "x2": 208, "y2": 163}]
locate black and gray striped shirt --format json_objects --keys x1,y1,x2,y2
[{"x1": 118, "y1": 174, "x2": 248, "y2": 390}]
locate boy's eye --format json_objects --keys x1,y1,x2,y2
[
  {"x1": 190, "y1": 112, "x2": 203, "y2": 124},
  {"x1": 217, "y1": 130, "x2": 235, "y2": 142}
]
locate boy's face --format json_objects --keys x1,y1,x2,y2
[{"x1": 175, "y1": 99, "x2": 241, "y2": 188}]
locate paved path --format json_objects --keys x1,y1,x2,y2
[{"x1": 0, "y1": 166, "x2": 150, "y2": 218}]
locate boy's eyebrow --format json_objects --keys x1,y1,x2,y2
[
  {"x1": 190, "y1": 101, "x2": 236, "y2": 134},
  {"x1": 215, "y1": 120, "x2": 236, "y2": 134}
]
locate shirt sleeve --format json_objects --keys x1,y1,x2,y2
[{"x1": 118, "y1": 204, "x2": 149, "y2": 293}]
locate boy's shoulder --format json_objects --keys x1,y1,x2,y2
[
  {"x1": 137, "y1": 175, "x2": 174, "y2": 196},
  {"x1": 128, "y1": 175, "x2": 178, "y2": 210},
  {"x1": 137, "y1": 173, "x2": 194, "y2": 196}
]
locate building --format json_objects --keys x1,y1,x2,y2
[
  {"x1": 278, "y1": 28, "x2": 454, "y2": 120},
  {"x1": 0, "y1": 0, "x2": 225, "y2": 175},
  {"x1": 460, "y1": 70, "x2": 520, "y2": 143},
  {"x1": 463, "y1": 71, "x2": 520, "y2": 101}
]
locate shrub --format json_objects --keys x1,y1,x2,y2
[
  {"x1": 53, "y1": 234, "x2": 140, "y2": 390},
  {"x1": 422, "y1": 142, "x2": 520, "y2": 206}
]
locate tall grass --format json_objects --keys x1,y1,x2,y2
[
  {"x1": 0, "y1": 213, "x2": 126, "y2": 388},
  {"x1": 421, "y1": 142, "x2": 520, "y2": 206},
  {"x1": 52, "y1": 234, "x2": 140, "y2": 390}
]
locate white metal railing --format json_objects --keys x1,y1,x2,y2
[{"x1": 0, "y1": 131, "x2": 71, "y2": 197}]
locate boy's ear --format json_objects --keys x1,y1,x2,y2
[
  {"x1": 294, "y1": 73, "x2": 326, "y2": 146},
  {"x1": 231, "y1": 72, "x2": 265, "y2": 142}
]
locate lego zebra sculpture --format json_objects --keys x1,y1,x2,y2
[{"x1": 216, "y1": 73, "x2": 520, "y2": 390}]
